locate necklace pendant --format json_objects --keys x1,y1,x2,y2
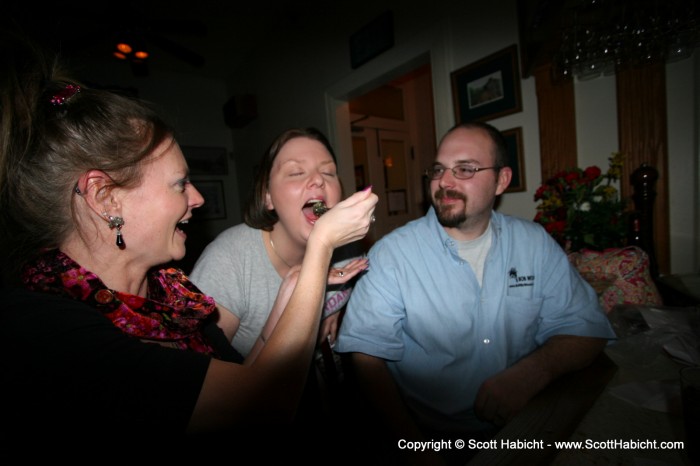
[{"x1": 269, "y1": 236, "x2": 294, "y2": 269}]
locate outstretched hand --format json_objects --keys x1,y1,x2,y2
[
  {"x1": 320, "y1": 257, "x2": 369, "y2": 345},
  {"x1": 327, "y1": 257, "x2": 369, "y2": 285}
]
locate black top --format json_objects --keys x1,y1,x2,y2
[{"x1": 0, "y1": 288, "x2": 242, "y2": 445}]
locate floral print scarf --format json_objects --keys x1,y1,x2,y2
[{"x1": 22, "y1": 249, "x2": 219, "y2": 355}]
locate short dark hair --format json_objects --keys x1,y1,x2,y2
[
  {"x1": 442, "y1": 121, "x2": 509, "y2": 168},
  {"x1": 243, "y1": 127, "x2": 337, "y2": 231}
]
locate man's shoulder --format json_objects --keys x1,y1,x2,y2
[
  {"x1": 494, "y1": 211, "x2": 548, "y2": 237},
  {"x1": 492, "y1": 212, "x2": 565, "y2": 263},
  {"x1": 378, "y1": 214, "x2": 431, "y2": 241},
  {"x1": 366, "y1": 215, "x2": 441, "y2": 266}
]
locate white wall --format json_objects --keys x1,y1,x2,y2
[
  {"x1": 226, "y1": 0, "x2": 698, "y2": 274},
  {"x1": 665, "y1": 55, "x2": 699, "y2": 273}
]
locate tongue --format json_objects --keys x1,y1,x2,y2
[{"x1": 302, "y1": 206, "x2": 319, "y2": 221}]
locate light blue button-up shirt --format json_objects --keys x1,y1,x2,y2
[{"x1": 335, "y1": 207, "x2": 616, "y2": 431}]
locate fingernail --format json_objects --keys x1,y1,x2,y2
[{"x1": 362, "y1": 185, "x2": 373, "y2": 192}]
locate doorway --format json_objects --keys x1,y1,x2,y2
[
  {"x1": 351, "y1": 124, "x2": 414, "y2": 243},
  {"x1": 344, "y1": 63, "x2": 437, "y2": 246}
]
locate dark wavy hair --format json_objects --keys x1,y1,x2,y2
[
  {"x1": 0, "y1": 26, "x2": 173, "y2": 284},
  {"x1": 243, "y1": 127, "x2": 337, "y2": 231}
]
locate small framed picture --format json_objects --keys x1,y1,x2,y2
[
  {"x1": 387, "y1": 189, "x2": 408, "y2": 215},
  {"x1": 451, "y1": 45, "x2": 523, "y2": 123},
  {"x1": 502, "y1": 127, "x2": 526, "y2": 193},
  {"x1": 193, "y1": 180, "x2": 227, "y2": 220}
]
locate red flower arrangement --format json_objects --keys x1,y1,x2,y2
[{"x1": 534, "y1": 153, "x2": 628, "y2": 252}]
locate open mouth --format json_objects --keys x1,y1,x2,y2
[
  {"x1": 176, "y1": 219, "x2": 189, "y2": 235},
  {"x1": 302, "y1": 199, "x2": 328, "y2": 222}
]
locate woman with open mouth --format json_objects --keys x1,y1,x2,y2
[
  {"x1": 189, "y1": 127, "x2": 371, "y2": 439},
  {"x1": 0, "y1": 28, "x2": 378, "y2": 452}
]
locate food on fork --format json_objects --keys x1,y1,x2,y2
[{"x1": 312, "y1": 201, "x2": 329, "y2": 217}]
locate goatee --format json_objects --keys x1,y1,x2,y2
[{"x1": 433, "y1": 188, "x2": 467, "y2": 228}]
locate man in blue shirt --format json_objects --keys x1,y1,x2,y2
[{"x1": 335, "y1": 122, "x2": 616, "y2": 464}]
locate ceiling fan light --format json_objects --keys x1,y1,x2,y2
[
  {"x1": 113, "y1": 51, "x2": 128, "y2": 60},
  {"x1": 134, "y1": 50, "x2": 149, "y2": 60}
]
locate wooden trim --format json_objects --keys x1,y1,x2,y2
[
  {"x1": 533, "y1": 64, "x2": 577, "y2": 181},
  {"x1": 616, "y1": 64, "x2": 670, "y2": 275}
]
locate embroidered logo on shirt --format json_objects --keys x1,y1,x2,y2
[{"x1": 508, "y1": 267, "x2": 535, "y2": 288}]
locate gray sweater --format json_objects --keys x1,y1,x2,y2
[{"x1": 190, "y1": 223, "x2": 357, "y2": 356}]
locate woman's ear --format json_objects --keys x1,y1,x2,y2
[
  {"x1": 77, "y1": 170, "x2": 119, "y2": 219},
  {"x1": 264, "y1": 190, "x2": 274, "y2": 211}
]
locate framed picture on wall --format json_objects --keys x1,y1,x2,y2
[
  {"x1": 181, "y1": 146, "x2": 228, "y2": 176},
  {"x1": 502, "y1": 127, "x2": 526, "y2": 193},
  {"x1": 193, "y1": 180, "x2": 227, "y2": 220},
  {"x1": 387, "y1": 189, "x2": 408, "y2": 215},
  {"x1": 451, "y1": 44, "x2": 522, "y2": 123}
]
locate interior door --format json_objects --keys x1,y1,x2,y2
[{"x1": 352, "y1": 126, "x2": 418, "y2": 245}]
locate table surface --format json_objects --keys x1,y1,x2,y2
[
  {"x1": 468, "y1": 305, "x2": 698, "y2": 466},
  {"x1": 552, "y1": 340, "x2": 690, "y2": 465}
]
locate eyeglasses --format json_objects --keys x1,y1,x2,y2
[{"x1": 425, "y1": 164, "x2": 500, "y2": 180}]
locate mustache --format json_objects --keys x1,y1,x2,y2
[{"x1": 434, "y1": 189, "x2": 466, "y2": 202}]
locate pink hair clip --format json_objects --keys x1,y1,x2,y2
[{"x1": 50, "y1": 84, "x2": 81, "y2": 106}]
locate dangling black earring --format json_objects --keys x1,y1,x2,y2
[{"x1": 108, "y1": 216, "x2": 125, "y2": 249}]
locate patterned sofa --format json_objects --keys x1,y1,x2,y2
[{"x1": 568, "y1": 246, "x2": 663, "y2": 314}]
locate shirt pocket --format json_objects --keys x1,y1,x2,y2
[{"x1": 503, "y1": 295, "x2": 543, "y2": 363}]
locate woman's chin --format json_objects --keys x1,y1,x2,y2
[{"x1": 169, "y1": 245, "x2": 187, "y2": 263}]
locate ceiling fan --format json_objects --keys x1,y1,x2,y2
[{"x1": 105, "y1": 18, "x2": 208, "y2": 76}]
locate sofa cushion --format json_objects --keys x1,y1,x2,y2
[{"x1": 568, "y1": 246, "x2": 663, "y2": 313}]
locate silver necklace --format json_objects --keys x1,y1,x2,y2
[{"x1": 269, "y1": 234, "x2": 294, "y2": 269}]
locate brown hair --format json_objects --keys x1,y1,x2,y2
[
  {"x1": 243, "y1": 127, "x2": 337, "y2": 231},
  {"x1": 0, "y1": 27, "x2": 172, "y2": 283},
  {"x1": 442, "y1": 121, "x2": 509, "y2": 169}
]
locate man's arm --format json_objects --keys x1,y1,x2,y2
[{"x1": 474, "y1": 335, "x2": 607, "y2": 425}]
